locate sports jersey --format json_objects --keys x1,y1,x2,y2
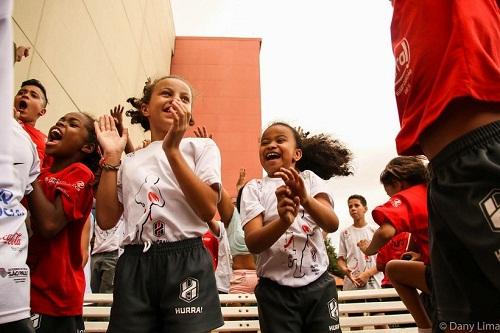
[
  {"x1": 240, "y1": 170, "x2": 330, "y2": 287},
  {"x1": 0, "y1": 120, "x2": 39, "y2": 324},
  {"x1": 21, "y1": 123, "x2": 47, "y2": 167},
  {"x1": 28, "y1": 163, "x2": 94, "y2": 316},
  {"x1": 117, "y1": 138, "x2": 221, "y2": 245},
  {"x1": 376, "y1": 232, "x2": 410, "y2": 287},
  {"x1": 338, "y1": 224, "x2": 383, "y2": 290},
  {"x1": 391, "y1": 0, "x2": 500, "y2": 155},
  {"x1": 372, "y1": 184, "x2": 429, "y2": 264}
]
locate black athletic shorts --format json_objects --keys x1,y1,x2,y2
[
  {"x1": 30, "y1": 313, "x2": 83, "y2": 333},
  {"x1": 0, "y1": 318, "x2": 35, "y2": 333},
  {"x1": 255, "y1": 272, "x2": 341, "y2": 333},
  {"x1": 428, "y1": 121, "x2": 500, "y2": 324},
  {"x1": 107, "y1": 237, "x2": 224, "y2": 333}
]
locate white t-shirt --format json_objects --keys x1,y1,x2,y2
[
  {"x1": 240, "y1": 170, "x2": 331, "y2": 287},
  {"x1": 338, "y1": 224, "x2": 383, "y2": 290},
  {"x1": 213, "y1": 221, "x2": 232, "y2": 293},
  {"x1": 92, "y1": 215, "x2": 123, "y2": 254},
  {"x1": 118, "y1": 138, "x2": 221, "y2": 245},
  {"x1": 0, "y1": 120, "x2": 39, "y2": 323}
]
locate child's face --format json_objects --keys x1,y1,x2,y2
[
  {"x1": 142, "y1": 78, "x2": 192, "y2": 136},
  {"x1": 46, "y1": 112, "x2": 93, "y2": 158},
  {"x1": 383, "y1": 181, "x2": 402, "y2": 197},
  {"x1": 259, "y1": 125, "x2": 302, "y2": 177},
  {"x1": 348, "y1": 199, "x2": 367, "y2": 220},
  {"x1": 14, "y1": 85, "x2": 46, "y2": 124}
]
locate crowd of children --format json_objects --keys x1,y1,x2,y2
[{"x1": 1, "y1": 1, "x2": 499, "y2": 333}]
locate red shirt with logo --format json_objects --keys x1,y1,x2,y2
[
  {"x1": 372, "y1": 184, "x2": 429, "y2": 264},
  {"x1": 28, "y1": 163, "x2": 94, "y2": 316},
  {"x1": 376, "y1": 232, "x2": 410, "y2": 287},
  {"x1": 391, "y1": 0, "x2": 500, "y2": 155}
]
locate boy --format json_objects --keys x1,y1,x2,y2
[
  {"x1": 13, "y1": 79, "x2": 49, "y2": 167},
  {"x1": 390, "y1": 0, "x2": 500, "y2": 327},
  {"x1": 338, "y1": 195, "x2": 382, "y2": 290}
]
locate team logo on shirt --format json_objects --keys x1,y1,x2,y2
[
  {"x1": 394, "y1": 38, "x2": 412, "y2": 96},
  {"x1": 479, "y1": 189, "x2": 500, "y2": 232},
  {"x1": 30, "y1": 314, "x2": 41, "y2": 330},
  {"x1": 0, "y1": 189, "x2": 13, "y2": 205},
  {"x1": 135, "y1": 175, "x2": 166, "y2": 242},
  {"x1": 327, "y1": 298, "x2": 339, "y2": 321},
  {"x1": 391, "y1": 198, "x2": 402, "y2": 208},
  {"x1": 179, "y1": 277, "x2": 199, "y2": 303}
]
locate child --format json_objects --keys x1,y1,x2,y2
[
  {"x1": 27, "y1": 112, "x2": 99, "y2": 333},
  {"x1": 357, "y1": 156, "x2": 432, "y2": 332},
  {"x1": 240, "y1": 122, "x2": 352, "y2": 333},
  {"x1": 389, "y1": 0, "x2": 500, "y2": 327},
  {"x1": 13, "y1": 79, "x2": 49, "y2": 167},
  {"x1": 94, "y1": 75, "x2": 224, "y2": 333},
  {"x1": 0, "y1": 117, "x2": 39, "y2": 333},
  {"x1": 337, "y1": 195, "x2": 383, "y2": 291}
]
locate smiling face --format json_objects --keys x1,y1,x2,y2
[
  {"x1": 14, "y1": 85, "x2": 46, "y2": 125},
  {"x1": 141, "y1": 77, "x2": 193, "y2": 139},
  {"x1": 259, "y1": 124, "x2": 302, "y2": 177},
  {"x1": 46, "y1": 112, "x2": 95, "y2": 159}
]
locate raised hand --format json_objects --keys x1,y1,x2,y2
[
  {"x1": 94, "y1": 114, "x2": 128, "y2": 158},
  {"x1": 162, "y1": 99, "x2": 191, "y2": 153},
  {"x1": 193, "y1": 126, "x2": 213, "y2": 139},
  {"x1": 275, "y1": 185, "x2": 299, "y2": 227},
  {"x1": 109, "y1": 105, "x2": 125, "y2": 136},
  {"x1": 274, "y1": 167, "x2": 308, "y2": 205},
  {"x1": 236, "y1": 168, "x2": 246, "y2": 192}
]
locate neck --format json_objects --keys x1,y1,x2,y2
[{"x1": 353, "y1": 218, "x2": 367, "y2": 227}]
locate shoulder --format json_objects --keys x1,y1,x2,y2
[{"x1": 63, "y1": 163, "x2": 94, "y2": 184}]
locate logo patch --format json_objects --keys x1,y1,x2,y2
[
  {"x1": 31, "y1": 313, "x2": 41, "y2": 329},
  {"x1": 179, "y1": 277, "x2": 199, "y2": 303},
  {"x1": 394, "y1": 38, "x2": 412, "y2": 96},
  {"x1": 479, "y1": 189, "x2": 500, "y2": 232},
  {"x1": 327, "y1": 298, "x2": 339, "y2": 321}
]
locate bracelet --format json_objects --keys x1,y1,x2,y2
[{"x1": 99, "y1": 157, "x2": 121, "y2": 171}]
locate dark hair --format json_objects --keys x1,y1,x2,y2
[
  {"x1": 236, "y1": 184, "x2": 246, "y2": 214},
  {"x1": 263, "y1": 122, "x2": 353, "y2": 180},
  {"x1": 348, "y1": 194, "x2": 367, "y2": 207},
  {"x1": 380, "y1": 156, "x2": 429, "y2": 186},
  {"x1": 21, "y1": 79, "x2": 48, "y2": 106},
  {"x1": 79, "y1": 112, "x2": 101, "y2": 175},
  {"x1": 126, "y1": 76, "x2": 195, "y2": 131}
]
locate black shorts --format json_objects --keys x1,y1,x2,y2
[
  {"x1": 0, "y1": 318, "x2": 35, "y2": 333},
  {"x1": 428, "y1": 121, "x2": 500, "y2": 324},
  {"x1": 107, "y1": 237, "x2": 224, "y2": 333},
  {"x1": 30, "y1": 313, "x2": 83, "y2": 333},
  {"x1": 255, "y1": 272, "x2": 341, "y2": 333}
]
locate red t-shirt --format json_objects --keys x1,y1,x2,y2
[
  {"x1": 391, "y1": 0, "x2": 500, "y2": 155},
  {"x1": 202, "y1": 231, "x2": 219, "y2": 269},
  {"x1": 376, "y1": 232, "x2": 410, "y2": 287},
  {"x1": 21, "y1": 123, "x2": 47, "y2": 167},
  {"x1": 27, "y1": 163, "x2": 94, "y2": 316},
  {"x1": 372, "y1": 184, "x2": 429, "y2": 264}
]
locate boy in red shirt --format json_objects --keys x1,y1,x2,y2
[
  {"x1": 13, "y1": 79, "x2": 49, "y2": 167},
  {"x1": 390, "y1": 0, "x2": 500, "y2": 327}
]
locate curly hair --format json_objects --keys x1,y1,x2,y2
[
  {"x1": 125, "y1": 76, "x2": 195, "y2": 131},
  {"x1": 265, "y1": 122, "x2": 353, "y2": 180},
  {"x1": 79, "y1": 112, "x2": 101, "y2": 175},
  {"x1": 380, "y1": 156, "x2": 429, "y2": 186}
]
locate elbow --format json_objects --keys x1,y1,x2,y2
[
  {"x1": 244, "y1": 236, "x2": 264, "y2": 255},
  {"x1": 198, "y1": 206, "x2": 217, "y2": 223}
]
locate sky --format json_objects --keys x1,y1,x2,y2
[{"x1": 170, "y1": 0, "x2": 400, "y2": 248}]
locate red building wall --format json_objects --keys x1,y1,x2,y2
[{"x1": 171, "y1": 37, "x2": 262, "y2": 198}]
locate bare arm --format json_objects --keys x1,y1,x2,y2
[
  {"x1": 218, "y1": 187, "x2": 235, "y2": 228},
  {"x1": 244, "y1": 185, "x2": 299, "y2": 253},
  {"x1": 358, "y1": 223, "x2": 397, "y2": 256},
  {"x1": 28, "y1": 181, "x2": 68, "y2": 238},
  {"x1": 81, "y1": 215, "x2": 91, "y2": 267},
  {"x1": 94, "y1": 115, "x2": 126, "y2": 229}
]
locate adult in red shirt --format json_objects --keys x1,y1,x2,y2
[{"x1": 390, "y1": 0, "x2": 500, "y2": 326}]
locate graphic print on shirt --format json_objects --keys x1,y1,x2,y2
[
  {"x1": 394, "y1": 38, "x2": 412, "y2": 97},
  {"x1": 134, "y1": 175, "x2": 165, "y2": 242},
  {"x1": 285, "y1": 217, "x2": 318, "y2": 278}
]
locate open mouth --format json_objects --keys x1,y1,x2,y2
[
  {"x1": 17, "y1": 100, "x2": 28, "y2": 111},
  {"x1": 265, "y1": 152, "x2": 281, "y2": 161},
  {"x1": 48, "y1": 127, "x2": 63, "y2": 142}
]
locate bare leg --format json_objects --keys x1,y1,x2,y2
[{"x1": 386, "y1": 260, "x2": 431, "y2": 329}]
